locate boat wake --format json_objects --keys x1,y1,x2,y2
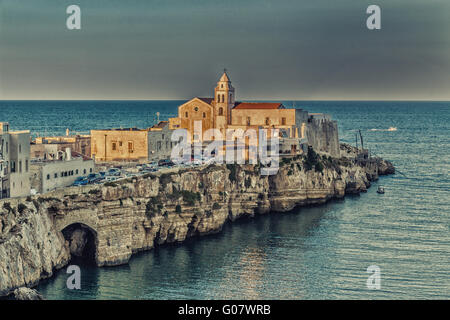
[{"x1": 369, "y1": 127, "x2": 397, "y2": 132}]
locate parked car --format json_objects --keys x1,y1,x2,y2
[
  {"x1": 73, "y1": 176, "x2": 89, "y2": 186},
  {"x1": 107, "y1": 168, "x2": 121, "y2": 176},
  {"x1": 87, "y1": 173, "x2": 102, "y2": 183}
]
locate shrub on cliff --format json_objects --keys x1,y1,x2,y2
[
  {"x1": 17, "y1": 203, "x2": 27, "y2": 214},
  {"x1": 181, "y1": 190, "x2": 201, "y2": 206},
  {"x1": 2, "y1": 202, "x2": 12, "y2": 212},
  {"x1": 304, "y1": 146, "x2": 321, "y2": 171},
  {"x1": 226, "y1": 164, "x2": 237, "y2": 182}
]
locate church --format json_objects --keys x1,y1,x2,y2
[
  {"x1": 169, "y1": 70, "x2": 305, "y2": 153},
  {"x1": 169, "y1": 70, "x2": 341, "y2": 157}
]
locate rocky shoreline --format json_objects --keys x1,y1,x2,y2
[{"x1": 0, "y1": 145, "x2": 394, "y2": 297}]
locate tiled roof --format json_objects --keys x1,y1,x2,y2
[
  {"x1": 197, "y1": 97, "x2": 214, "y2": 105},
  {"x1": 233, "y1": 102, "x2": 284, "y2": 110}
]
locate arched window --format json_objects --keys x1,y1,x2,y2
[
  {"x1": 219, "y1": 107, "x2": 223, "y2": 116},
  {"x1": 185, "y1": 111, "x2": 188, "y2": 118},
  {"x1": 222, "y1": 94, "x2": 225, "y2": 103},
  {"x1": 265, "y1": 117, "x2": 270, "y2": 125},
  {"x1": 203, "y1": 112, "x2": 206, "y2": 118}
]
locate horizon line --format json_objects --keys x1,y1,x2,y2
[{"x1": 0, "y1": 99, "x2": 449, "y2": 102}]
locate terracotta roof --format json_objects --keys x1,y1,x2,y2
[
  {"x1": 197, "y1": 97, "x2": 214, "y2": 105},
  {"x1": 233, "y1": 102, "x2": 284, "y2": 110}
]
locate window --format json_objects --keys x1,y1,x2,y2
[
  {"x1": 25, "y1": 159, "x2": 28, "y2": 172},
  {"x1": 61, "y1": 172, "x2": 64, "y2": 177},
  {"x1": 54, "y1": 173, "x2": 58, "y2": 179},
  {"x1": 112, "y1": 142, "x2": 117, "y2": 151},
  {"x1": 128, "y1": 141, "x2": 134, "y2": 153},
  {"x1": 119, "y1": 141, "x2": 122, "y2": 147},
  {"x1": 47, "y1": 174, "x2": 50, "y2": 180},
  {"x1": 185, "y1": 112, "x2": 188, "y2": 118},
  {"x1": 219, "y1": 108, "x2": 223, "y2": 116},
  {"x1": 90, "y1": 168, "x2": 93, "y2": 173},
  {"x1": 194, "y1": 107, "x2": 198, "y2": 112},
  {"x1": 265, "y1": 117, "x2": 270, "y2": 125},
  {"x1": 19, "y1": 161, "x2": 22, "y2": 173},
  {"x1": 76, "y1": 169, "x2": 79, "y2": 175},
  {"x1": 6, "y1": 142, "x2": 8, "y2": 153},
  {"x1": 281, "y1": 117, "x2": 286, "y2": 125},
  {"x1": 162, "y1": 134, "x2": 165, "y2": 139},
  {"x1": 246, "y1": 117, "x2": 251, "y2": 125},
  {"x1": 203, "y1": 112, "x2": 206, "y2": 118},
  {"x1": 157, "y1": 141, "x2": 161, "y2": 150},
  {"x1": 83, "y1": 169, "x2": 87, "y2": 174},
  {"x1": 222, "y1": 94, "x2": 225, "y2": 102},
  {"x1": 19, "y1": 144, "x2": 22, "y2": 153},
  {"x1": 11, "y1": 161, "x2": 15, "y2": 173}
]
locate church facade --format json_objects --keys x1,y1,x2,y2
[{"x1": 169, "y1": 71, "x2": 307, "y2": 154}]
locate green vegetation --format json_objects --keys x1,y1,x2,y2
[
  {"x1": 104, "y1": 182, "x2": 118, "y2": 187},
  {"x1": 17, "y1": 203, "x2": 27, "y2": 214},
  {"x1": 226, "y1": 164, "x2": 237, "y2": 182},
  {"x1": 303, "y1": 146, "x2": 323, "y2": 172},
  {"x1": 159, "y1": 173, "x2": 173, "y2": 185},
  {"x1": 146, "y1": 196, "x2": 163, "y2": 217},
  {"x1": 2, "y1": 202, "x2": 12, "y2": 211},
  {"x1": 181, "y1": 190, "x2": 201, "y2": 206},
  {"x1": 32, "y1": 200, "x2": 40, "y2": 211},
  {"x1": 212, "y1": 202, "x2": 221, "y2": 210}
]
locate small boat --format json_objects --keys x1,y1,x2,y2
[{"x1": 377, "y1": 186, "x2": 385, "y2": 194}]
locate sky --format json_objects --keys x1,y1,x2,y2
[{"x1": 0, "y1": 0, "x2": 449, "y2": 100}]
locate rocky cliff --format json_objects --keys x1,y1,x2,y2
[{"x1": 0, "y1": 148, "x2": 394, "y2": 296}]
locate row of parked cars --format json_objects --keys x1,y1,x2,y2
[
  {"x1": 72, "y1": 168, "x2": 122, "y2": 186},
  {"x1": 72, "y1": 160, "x2": 180, "y2": 187}
]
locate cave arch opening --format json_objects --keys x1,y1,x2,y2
[{"x1": 61, "y1": 223, "x2": 98, "y2": 265}]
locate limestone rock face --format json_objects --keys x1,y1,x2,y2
[
  {"x1": 0, "y1": 146, "x2": 395, "y2": 296},
  {"x1": 13, "y1": 287, "x2": 44, "y2": 300},
  {"x1": 67, "y1": 229, "x2": 88, "y2": 257},
  {"x1": 0, "y1": 199, "x2": 70, "y2": 296}
]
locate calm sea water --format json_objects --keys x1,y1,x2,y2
[{"x1": 1, "y1": 101, "x2": 449, "y2": 299}]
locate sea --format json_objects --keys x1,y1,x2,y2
[{"x1": 1, "y1": 100, "x2": 448, "y2": 300}]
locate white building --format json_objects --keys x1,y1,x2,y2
[
  {"x1": 30, "y1": 148, "x2": 95, "y2": 194},
  {"x1": 0, "y1": 122, "x2": 31, "y2": 199}
]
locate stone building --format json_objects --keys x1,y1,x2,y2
[
  {"x1": 33, "y1": 132, "x2": 91, "y2": 157},
  {"x1": 30, "y1": 148, "x2": 95, "y2": 194},
  {"x1": 90, "y1": 121, "x2": 173, "y2": 163},
  {"x1": 0, "y1": 122, "x2": 31, "y2": 199},
  {"x1": 169, "y1": 71, "x2": 340, "y2": 157}
]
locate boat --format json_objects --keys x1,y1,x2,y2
[{"x1": 377, "y1": 186, "x2": 385, "y2": 194}]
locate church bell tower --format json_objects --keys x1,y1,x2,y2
[{"x1": 214, "y1": 69, "x2": 235, "y2": 125}]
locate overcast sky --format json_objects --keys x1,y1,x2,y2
[{"x1": 0, "y1": 0, "x2": 449, "y2": 100}]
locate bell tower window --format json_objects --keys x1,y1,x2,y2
[{"x1": 219, "y1": 108, "x2": 223, "y2": 116}]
